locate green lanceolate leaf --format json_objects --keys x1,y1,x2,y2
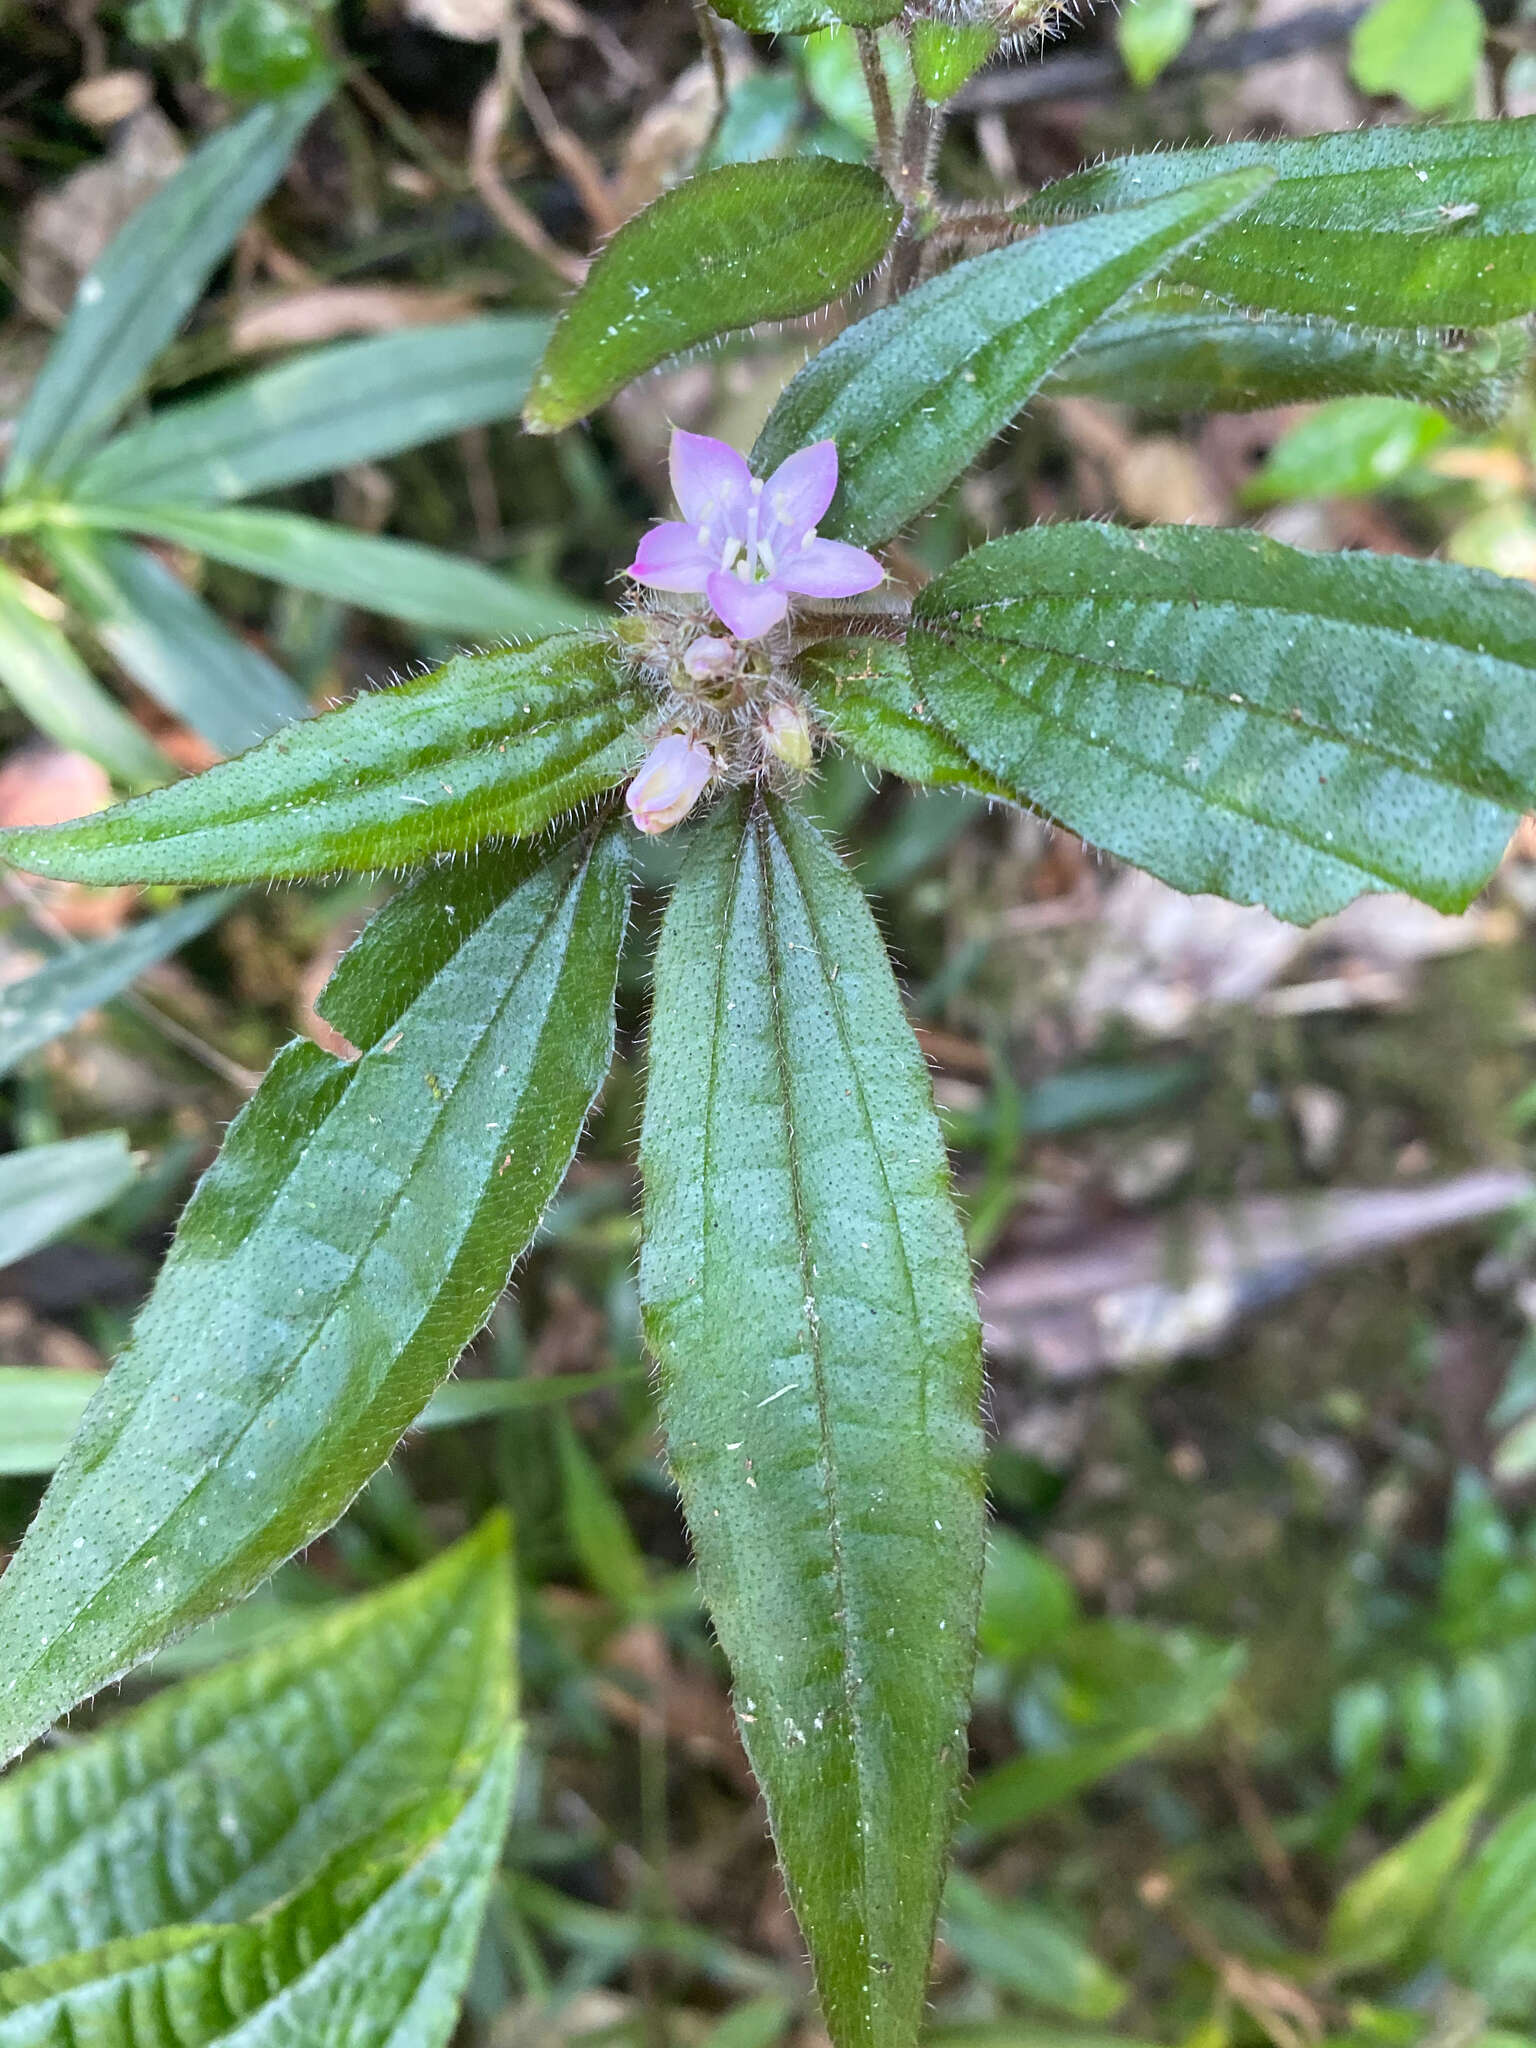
[
  {"x1": 640, "y1": 794, "x2": 985, "y2": 2048},
  {"x1": 0, "y1": 1134, "x2": 137, "y2": 1270},
  {"x1": 1023, "y1": 119, "x2": 1536, "y2": 327},
  {"x1": 753, "y1": 167, "x2": 1272, "y2": 546},
  {"x1": 798, "y1": 638, "x2": 1011, "y2": 794},
  {"x1": 1050, "y1": 298, "x2": 1530, "y2": 426},
  {"x1": 0, "y1": 830, "x2": 628, "y2": 1763},
  {"x1": 42, "y1": 529, "x2": 309, "y2": 755},
  {"x1": 0, "y1": 1519, "x2": 512, "y2": 1960},
  {"x1": 523, "y1": 161, "x2": 901, "y2": 433},
  {"x1": 65, "y1": 503, "x2": 604, "y2": 638},
  {"x1": 0, "y1": 561, "x2": 169, "y2": 788},
  {"x1": 0, "y1": 891, "x2": 236, "y2": 1079},
  {"x1": 0, "y1": 1735, "x2": 519, "y2": 2048},
  {"x1": 71, "y1": 318, "x2": 551, "y2": 507},
  {"x1": 0, "y1": 635, "x2": 646, "y2": 886},
  {"x1": 3, "y1": 83, "x2": 329, "y2": 495},
  {"x1": 907, "y1": 521, "x2": 1536, "y2": 925}
]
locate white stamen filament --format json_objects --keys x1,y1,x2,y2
[
  {"x1": 744, "y1": 489, "x2": 761, "y2": 579},
  {"x1": 717, "y1": 478, "x2": 779, "y2": 586}
]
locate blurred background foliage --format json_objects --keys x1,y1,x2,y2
[{"x1": 5, "y1": 0, "x2": 1536, "y2": 2043}]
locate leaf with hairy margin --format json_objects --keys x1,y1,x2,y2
[
  {"x1": 0, "y1": 1369, "x2": 645, "y2": 1478},
  {"x1": 0, "y1": 829, "x2": 628, "y2": 1764},
  {"x1": 1021, "y1": 119, "x2": 1536, "y2": 327},
  {"x1": 753, "y1": 167, "x2": 1272, "y2": 545},
  {"x1": 1050, "y1": 298, "x2": 1530, "y2": 427},
  {"x1": 907, "y1": 522, "x2": 1536, "y2": 925},
  {"x1": 0, "y1": 635, "x2": 647, "y2": 886},
  {"x1": 796, "y1": 638, "x2": 1010, "y2": 794},
  {"x1": 0, "y1": 1518, "x2": 512, "y2": 1960},
  {"x1": 640, "y1": 793, "x2": 984, "y2": 2048},
  {"x1": 524, "y1": 161, "x2": 900, "y2": 432},
  {"x1": 0, "y1": 1736, "x2": 518, "y2": 2048}
]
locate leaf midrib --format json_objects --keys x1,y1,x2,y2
[
  {"x1": 1034, "y1": 131, "x2": 1535, "y2": 218},
  {"x1": 801, "y1": 204, "x2": 1228, "y2": 516},
  {"x1": 922, "y1": 601, "x2": 1532, "y2": 802},
  {"x1": 922, "y1": 632, "x2": 1488, "y2": 891},
  {"x1": 23, "y1": 855, "x2": 584, "y2": 1678},
  {"x1": 18, "y1": 692, "x2": 642, "y2": 865},
  {"x1": 750, "y1": 804, "x2": 872, "y2": 2034},
  {"x1": 0, "y1": 1592, "x2": 481, "y2": 1958}
]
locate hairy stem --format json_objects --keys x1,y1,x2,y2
[
  {"x1": 855, "y1": 28, "x2": 901, "y2": 188},
  {"x1": 888, "y1": 88, "x2": 942, "y2": 296}
]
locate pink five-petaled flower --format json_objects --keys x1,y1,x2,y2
[
  {"x1": 625, "y1": 430, "x2": 884, "y2": 640},
  {"x1": 626, "y1": 732, "x2": 715, "y2": 835}
]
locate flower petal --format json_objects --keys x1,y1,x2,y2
[
  {"x1": 671, "y1": 429, "x2": 754, "y2": 536},
  {"x1": 777, "y1": 536, "x2": 885, "y2": 600},
  {"x1": 707, "y1": 569, "x2": 789, "y2": 639},
  {"x1": 627, "y1": 520, "x2": 715, "y2": 592},
  {"x1": 762, "y1": 440, "x2": 839, "y2": 553}
]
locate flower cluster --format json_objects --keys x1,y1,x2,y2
[{"x1": 620, "y1": 432, "x2": 882, "y2": 836}]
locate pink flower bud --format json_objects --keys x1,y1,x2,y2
[
  {"x1": 682, "y1": 634, "x2": 739, "y2": 684},
  {"x1": 626, "y1": 733, "x2": 715, "y2": 835},
  {"x1": 761, "y1": 700, "x2": 814, "y2": 776}
]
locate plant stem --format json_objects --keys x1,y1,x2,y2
[
  {"x1": 855, "y1": 28, "x2": 900, "y2": 188},
  {"x1": 888, "y1": 88, "x2": 942, "y2": 296},
  {"x1": 694, "y1": 0, "x2": 730, "y2": 164}
]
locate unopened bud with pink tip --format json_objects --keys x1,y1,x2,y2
[
  {"x1": 626, "y1": 732, "x2": 715, "y2": 835},
  {"x1": 761, "y1": 700, "x2": 814, "y2": 776},
  {"x1": 683, "y1": 635, "x2": 738, "y2": 685}
]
